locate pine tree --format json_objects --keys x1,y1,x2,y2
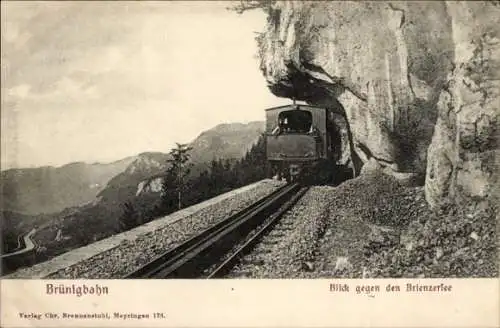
[{"x1": 164, "y1": 143, "x2": 193, "y2": 210}]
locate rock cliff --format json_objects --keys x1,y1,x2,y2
[{"x1": 257, "y1": 1, "x2": 499, "y2": 209}]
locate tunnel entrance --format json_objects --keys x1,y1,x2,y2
[
  {"x1": 308, "y1": 97, "x2": 362, "y2": 186},
  {"x1": 265, "y1": 63, "x2": 362, "y2": 185},
  {"x1": 328, "y1": 107, "x2": 359, "y2": 185}
]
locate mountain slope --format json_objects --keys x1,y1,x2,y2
[
  {"x1": 189, "y1": 121, "x2": 265, "y2": 164},
  {"x1": 96, "y1": 152, "x2": 171, "y2": 205},
  {"x1": 0, "y1": 157, "x2": 135, "y2": 215}
]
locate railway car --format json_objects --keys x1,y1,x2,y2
[{"x1": 265, "y1": 103, "x2": 345, "y2": 184}]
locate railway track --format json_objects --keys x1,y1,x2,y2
[{"x1": 124, "y1": 183, "x2": 308, "y2": 279}]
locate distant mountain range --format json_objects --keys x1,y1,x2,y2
[
  {"x1": 0, "y1": 158, "x2": 135, "y2": 215},
  {"x1": 0, "y1": 121, "x2": 265, "y2": 216}
]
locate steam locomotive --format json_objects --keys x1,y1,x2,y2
[{"x1": 265, "y1": 103, "x2": 348, "y2": 184}]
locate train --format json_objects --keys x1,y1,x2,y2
[{"x1": 265, "y1": 103, "x2": 353, "y2": 184}]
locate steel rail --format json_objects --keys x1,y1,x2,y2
[
  {"x1": 207, "y1": 186, "x2": 309, "y2": 278},
  {"x1": 124, "y1": 183, "x2": 301, "y2": 279}
]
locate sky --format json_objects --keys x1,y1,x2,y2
[{"x1": 1, "y1": 1, "x2": 289, "y2": 170}]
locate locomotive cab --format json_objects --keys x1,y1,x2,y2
[{"x1": 265, "y1": 104, "x2": 330, "y2": 183}]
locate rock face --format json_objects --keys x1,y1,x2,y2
[
  {"x1": 136, "y1": 177, "x2": 163, "y2": 196},
  {"x1": 257, "y1": 1, "x2": 499, "y2": 209},
  {"x1": 425, "y1": 2, "x2": 500, "y2": 209}
]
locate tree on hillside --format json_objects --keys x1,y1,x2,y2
[
  {"x1": 229, "y1": 134, "x2": 269, "y2": 185},
  {"x1": 208, "y1": 158, "x2": 224, "y2": 193},
  {"x1": 163, "y1": 143, "x2": 193, "y2": 210},
  {"x1": 118, "y1": 201, "x2": 141, "y2": 232},
  {"x1": 2, "y1": 227, "x2": 18, "y2": 254}
]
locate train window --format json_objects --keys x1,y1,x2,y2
[{"x1": 277, "y1": 110, "x2": 313, "y2": 134}]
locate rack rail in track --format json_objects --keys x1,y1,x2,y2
[{"x1": 124, "y1": 183, "x2": 307, "y2": 279}]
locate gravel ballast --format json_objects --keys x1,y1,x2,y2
[
  {"x1": 228, "y1": 186, "x2": 331, "y2": 278},
  {"x1": 315, "y1": 171, "x2": 497, "y2": 278},
  {"x1": 228, "y1": 171, "x2": 498, "y2": 278},
  {"x1": 7, "y1": 179, "x2": 284, "y2": 279}
]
